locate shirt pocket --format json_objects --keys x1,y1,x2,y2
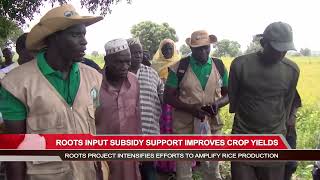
[
  {"x1": 27, "y1": 114, "x2": 63, "y2": 133},
  {"x1": 125, "y1": 98, "x2": 137, "y2": 115}
]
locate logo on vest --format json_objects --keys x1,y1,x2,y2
[
  {"x1": 218, "y1": 78, "x2": 223, "y2": 88},
  {"x1": 90, "y1": 87, "x2": 100, "y2": 108}
]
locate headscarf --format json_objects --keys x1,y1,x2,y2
[{"x1": 151, "y1": 39, "x2": 181, "y2": 80}]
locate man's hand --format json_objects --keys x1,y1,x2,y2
[
  {"x1": 164, "y1": 86, "x2": 211, "y2": 120},
  {"x1": 211, "y1": 103, "x2": 219, "y2": 115},
  {"x1": 188, "y1": 104, "x2": 210, "y2": 120}
]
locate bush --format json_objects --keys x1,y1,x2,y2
[{"x1": 294, "y1": 104, "x2": 320, "y2": 179}]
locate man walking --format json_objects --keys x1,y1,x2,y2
[
  {"x1": 229, "y1": 22, "x2": 300, "y2": 180},
  {"x1": 0, "y1": 4, "x2": 103, "y2": 180},
  {"x1": 164, "y1": 30, "x2": 229, "y2": 180}
]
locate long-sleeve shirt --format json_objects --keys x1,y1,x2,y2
[{"x1": 229, "y1": 52, "x2": 299, "y2": 134}]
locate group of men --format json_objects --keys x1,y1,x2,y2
[{"x1": 0, "y1": 3, "x2": 301, "y2": 180}]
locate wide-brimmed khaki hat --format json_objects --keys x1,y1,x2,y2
[
  {"x1": 185, "y1": 30, "x2": 217, "y2": 48},
  {"x1": 26, "y1": 4, "x2": 103, "y2": 51}
]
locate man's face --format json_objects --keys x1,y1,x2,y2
[
  {"x1": 261, "y1": 40, "x2": 287, "y2": 63},
  {"x1": 106, "y1": 49, "x2": 131, "y2": 78},
  {"x1": 191, "y1": 45, "x2": 210, "y2": 64},
  {"x1": 129, "y1": 44, "x2": 143, "y2": 69},
  {"x1": 56, "y1": 24, "x2": 87, "y2": 62},
  {"x1": 3, "y1": 49, "x2": 13, "y2": 62},
  {"x1": 161, "y1": 43, "x2": 174, "y2": 59}
]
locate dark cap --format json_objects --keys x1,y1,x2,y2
[{"x1": 259, "y1": 22, "x2": 296, "y2": 52}]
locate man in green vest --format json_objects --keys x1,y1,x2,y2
[
  {"x1": 164, "y1": 30, "x2": 229, "y2": 180},
  {"x1": 0, "y1": 4, "x2": 105, "y2": 180}
]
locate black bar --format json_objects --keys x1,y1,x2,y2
[{"x1": 0, "y1": 150, "x2": 320, "y2": 161}]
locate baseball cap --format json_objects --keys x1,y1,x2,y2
[{"x1": 258, "y1": 22, "x2": 296, "y2": 52}]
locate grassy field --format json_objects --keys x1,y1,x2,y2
[{"x1": 88, "y1": 55, "x2": 320, "y2": 180}]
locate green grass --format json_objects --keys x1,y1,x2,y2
[{"x1": 88, "y1": 55, "x2": 320, "y2": 180}]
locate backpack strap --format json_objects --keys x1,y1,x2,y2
[
  {"x1": 212, "y1": 58, "x2": 225, "y2": 77},
  {"x1": 176, "y1": 57, "x2": 190, "y2": 88}
]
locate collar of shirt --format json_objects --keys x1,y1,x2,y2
[
  {"x1": 36, "y1": 51, "x2": 79, "y2": 78},
  {"x1": 190, "y1": 56, "x2": 212, "y2": 66}
]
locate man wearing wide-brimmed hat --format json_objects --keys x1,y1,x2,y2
[
  {"x1": 0, "y1": 4, "x2": 105, "y2": 180},
  {"x1": 228, "y1": 22, "x2": 300, "y2": 180},
  {"x1": 164, "y1": 30, "x2": 229, "y2": 180}
]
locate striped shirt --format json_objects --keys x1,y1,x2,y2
[{"x1": 136, "y1": 64, "x2": 164, "y2": 134}]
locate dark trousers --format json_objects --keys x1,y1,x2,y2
[
  {"x1": 285, "y1": 128, "x2": 298, "y2": 180},
  {"x1": 231, "y1": 162, "x2": 285, "y2": 180},
  {"x1": 140, "y1": 162, "x2": 157, "y2": 180}
]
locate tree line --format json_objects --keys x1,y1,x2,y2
[
  {"x1": 0, "y1": 0, "x2": 314, "y2": 57},
  {"x1": 131, "y1": 21, "x2": 314, "y2": 58}
]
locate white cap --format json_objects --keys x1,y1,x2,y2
[{"x1": 104, "y1": 39, "x2": 129, "y2": 55}]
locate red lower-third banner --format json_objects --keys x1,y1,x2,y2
[{"x1": 0, "y1": 134, "x2": 289, "y2": 150}]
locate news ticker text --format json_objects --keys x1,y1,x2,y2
[{"x1": 1, "y1": 150, "x2": 320, "y2": 161}]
